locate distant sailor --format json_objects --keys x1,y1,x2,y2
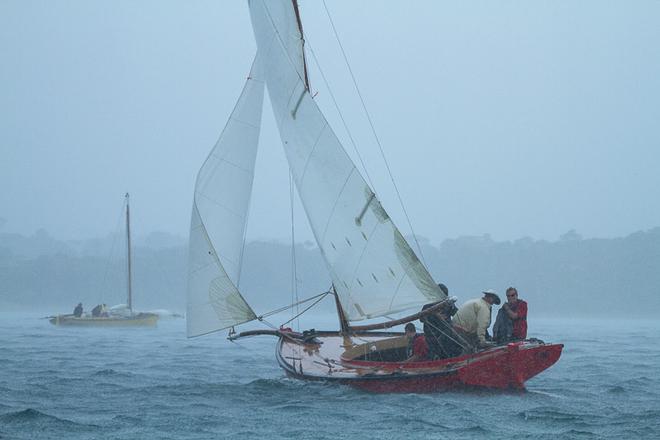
[
  {"x1": 91, "y1": 304, "x2": 103, "y2": 317},
  {"x1": 452, "y1": 290, "x2": 501, "y2": 349},
  {"x1": 73, "y1": 302, "x2": 83, "y2": 318}
]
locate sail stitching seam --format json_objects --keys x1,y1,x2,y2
[
  {"x1": 196, "y1": 192, "x2": 247, "y2": 221},
  {"x1": 318, "y1": 167, "x2": 356, "y2": 245},
  {"x1": 228, "y1": 116, "x2": 261, "y2": 130},
  {"x1": 205, "y1": 156, "x2": 253, "y2": 175},
  {"x1": 298, "y1": 122, "x2": 328, "y2": 187}
]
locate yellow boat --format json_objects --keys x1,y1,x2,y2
[
  {"x1": 50, "y1": 193, "x2": 159, "y2": 328},
  {"x1": 49, "y1": 313, "x2": 158, "y2": 327}
]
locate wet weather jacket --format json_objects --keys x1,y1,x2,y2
[{"x1": 452, "y1": 298, "x2": 492, "y2": 345}]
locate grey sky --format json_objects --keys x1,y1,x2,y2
[{"x1": 1, "y1": 1, "x2": 659, "y2": 245}]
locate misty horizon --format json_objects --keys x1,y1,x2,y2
[
  {"x1": 3, "y1": 225, "x2": 659, "y2": 319},
  {"x1": 2, "y1": 222, "x2": 659, "y2": 250}
]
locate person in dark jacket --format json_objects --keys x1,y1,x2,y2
[
  {"x1": 73, "y1": 303, "x2": 83, "y2": 317},
  {"x1": 422, "y1": 304, "x2": 463, "y2": 359},
  {"x1": 493, "y1": 307, "x2": 513, "y2": 342},
  {"x1": 421, "y1": 285, "x2": 464, "y2": 359},
  {"x1": 91, "y1": 304, "x2": 103, "y2": 317}
]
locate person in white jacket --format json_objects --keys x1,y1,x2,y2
[{"x1": 452, "y1": 290, "x2": 501, "y2": 348}]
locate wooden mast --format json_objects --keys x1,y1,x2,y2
[
  {"x1": 291, "y1": 0, "x2": 310, "y2": 91},
  {"x1": 332, "y1": 285, "x2": 350, "y2": 334},
  {"x1": 125, "y1": 192, "x2": 133, "y2": 313}
]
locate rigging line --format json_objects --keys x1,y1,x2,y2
[
  {"x1": 99, "y1": 197, "x2": 127, "y2": 303},
  {"x1": 257, "y1": 291, "x2": 330, "y2": 320},
  {"x1": 321, "y1": 0, "x2": 428, "y2": 266},
  {"x1": 305, "y1": 41, "x2": 376, "y2": 192},
  {"x1": 131, "y1": 199, "x2": 181, "y2": 308},
  {"x1": 425, "y1": 320, "x2": 472, "y2": 350},
  {"x1": 229, "y1": 336, "x2": 262, "y2": 353},
  {"x1": 279, "y1": 291, "x2": 330, "y2": 327},
  {"x1": 289, "y1": 171, "x2": 300, "y2": 330},
  {"x1": 225, "y1": 327, "x2": 270, "y2": 349},
  {"x1": 259, "y1": 317, "x2": 278, "y2": 330},
  {"x1": 236, "y1": 175, "x2": 254, "y2": 290}
]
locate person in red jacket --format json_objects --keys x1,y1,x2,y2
[
  {"x1": 404, "y1": 322, "x2": 429, "y2": 362},
  {"x1": 502, "y1": 287, "x2": 528, "y2": 339}
]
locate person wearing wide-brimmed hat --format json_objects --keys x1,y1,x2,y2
[{"x1": 452, "y1": 290, "x2": 501, "y2": 348}]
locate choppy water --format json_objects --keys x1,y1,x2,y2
[{"x1": 1, "y1": 313, "x2": 659, "y2": 439}]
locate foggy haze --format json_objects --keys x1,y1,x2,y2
[
  {"x1": 2, "y1": 4, "x2": 659, "y2": 439},
  {"x1": 1, "y1": 1, "x2": 659, "y2": 245},
  {"x1": 2, "y1": 227, "x2": 659, "y2": 318}
]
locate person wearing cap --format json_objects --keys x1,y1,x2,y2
[{"x1": 452, "y1": 290, "x2": 501, "y2": 348}]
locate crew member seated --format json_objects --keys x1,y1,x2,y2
[
  {"x1": 73, "y1": 302, "x2": 83, "y2": 317},
  {"x1": 99, "y1": 304, "x2": 109, "y2": 317},
  {"x1": 91, "y1": 304, "x2": 103, "y2": 317},
  {"x1": 404, "y1": 322, "x2": 428, "y2": 362}
]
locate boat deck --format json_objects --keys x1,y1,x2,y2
[
  {"x1": 276, "y1": 332, "x2": 563, "y2": 392},
  {"x1": 49, "y1": 313, "x2": 158, "y2": 327}
]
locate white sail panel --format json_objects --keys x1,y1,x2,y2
[
  {"x1": 249, "y1": 0, "x2": 445, "y2": 321},
  {"x1": 186, "y1": 57, "x2": 264, "y2": 337}
]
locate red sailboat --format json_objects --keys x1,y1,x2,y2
[{"x1": 186, "y1": 0, "x2": 562, "y2": 392}]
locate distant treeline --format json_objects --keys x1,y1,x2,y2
[{"x1": 1, "y1": 228, "x2": 658, "y2": 317}]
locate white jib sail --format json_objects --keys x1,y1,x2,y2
[
  {"x1": 186, "y1": 55, "x2": 264, "y2": 337},
  {"x1": 249, "y1": 0, "x2": 445, "y2": 322}
]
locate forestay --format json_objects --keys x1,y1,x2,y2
[
  {"x1": 249, "y1": 0, "x2": 445, "y2": 322},
  {"x1": 186, "y1": 56, "x2": 264, "y2": 337}
]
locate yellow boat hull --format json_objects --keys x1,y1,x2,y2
[{"x1": 49, "y1": 313, "x2": 158, "y2": 327}]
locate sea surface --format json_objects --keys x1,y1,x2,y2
[{"x1": 1, "y1": 313, "x2": 659, "y2": 439}]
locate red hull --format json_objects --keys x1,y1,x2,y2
[{"x1": 277, "y1": 334, "x2": 562, "y2": 393}]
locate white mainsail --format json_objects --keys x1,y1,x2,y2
[
  {"x1": 186, "y1": 56, "x2": 264, "y2": 337},
  {"x1": 249, "y1": 0, "x2": 445, "y2": 322}
]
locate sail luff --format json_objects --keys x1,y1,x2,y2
[
  {"x1": 186, "y1": 54, "x2": 265, "y2": 337},
  {"x1": 249, "y1": 0, "x2": 446, "y2": 322}
]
